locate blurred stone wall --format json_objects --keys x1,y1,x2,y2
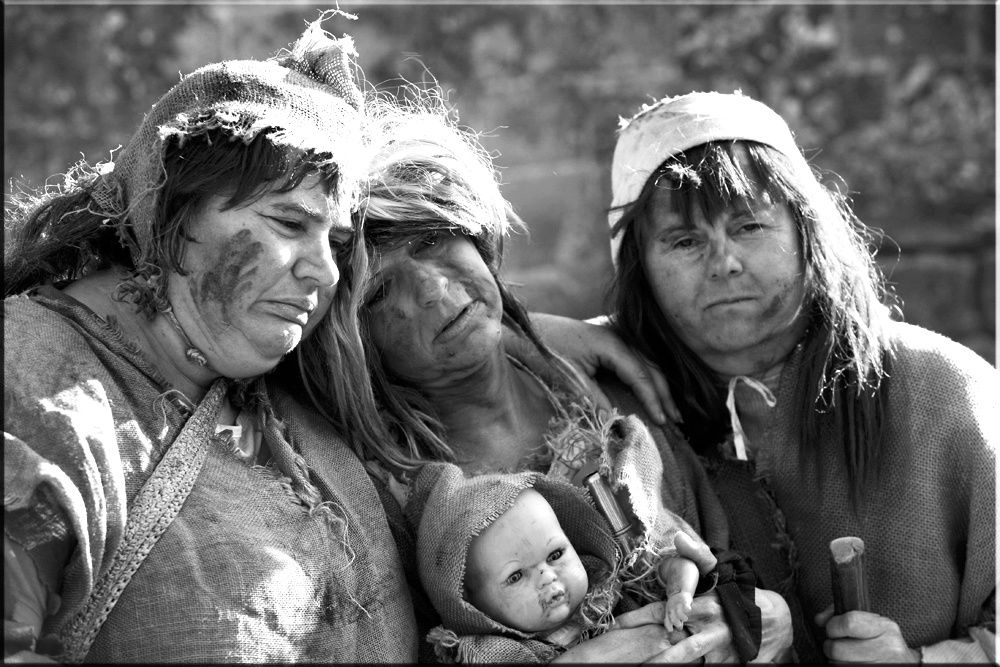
[{"x1": 4, "y1": 3, "x2": 994, "y2": 362}]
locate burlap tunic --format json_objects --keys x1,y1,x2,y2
[
  {"x1": 613, "y1": 321, "x2": 997, "y2": 663},
  {"x1": 4, "y1": 288, "x2": 418, "y2": 662}
]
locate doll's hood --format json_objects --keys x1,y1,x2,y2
[{"x1": 406, "y1": 462, "x2": 618, "y2": 638}]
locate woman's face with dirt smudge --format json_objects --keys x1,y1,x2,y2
[
  {"x1": 166, "y1": 174, "x2": 351, "y2": 379},
  {"x1": 642, "y1": 154, "x2": 807, "y2": 377},
  {"x1": 364, "y1": 232, "x2": 503, "y2": 389}
]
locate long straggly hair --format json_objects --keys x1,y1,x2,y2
[
  {"x1": 4, "y1": 128, "x2": 341, "y2": 313},
  {"x1": 610, "y1": 140, "x2": 898, "y2": 502},
  {"x1": 299, "y1": 95, "x2": 588, "y2": 473}
]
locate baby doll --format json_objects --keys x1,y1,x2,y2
[
  {"x1": 466, "y1": 485, "x2": 706, "y2": 641},
  {"x1": 405, "y1": 462, "x2": 709, "y2": 663}
]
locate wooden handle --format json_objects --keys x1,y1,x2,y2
[{"x1": 829, "y1": 536, "x2": 871, "y2": 614}]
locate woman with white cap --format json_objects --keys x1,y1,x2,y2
[{"x1": 606, "y1": 90, "x2": 996, "y2": 663}]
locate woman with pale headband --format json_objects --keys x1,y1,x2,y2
[
  {"x1": 606, "y1": 91, "x2": 996, "y2": 663},
  {"x1": 302, "y1": 98, "x2": 795, "y2": 663},
  {"x1": 1, "y1": 20, "x2": 425, "y2": 662}
]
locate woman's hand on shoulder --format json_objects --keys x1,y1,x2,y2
[{"x1": 524, "y1": 312, "x2": 679, "y2": 424}]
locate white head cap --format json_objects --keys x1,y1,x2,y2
[{"x1": 607, "y1": 91, "x2": 810, "y2": 265}]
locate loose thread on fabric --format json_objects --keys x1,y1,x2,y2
[
  {"x1": 259, "y1": 403, "x2": 372, "y2": 618},
  {"x1": 725, "y1": 376, "x2": 777, "y2": 460},
  {"x1": 577, "y1": 562, "x2": 624, "y2": 639},
  {"x1": 152, "y1": 394, "x2": 173, "y2": 440}
]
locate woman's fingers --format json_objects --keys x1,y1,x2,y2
[
  {"x1": 529, "y1": 312, "x2": 680, "y2": 424},
  {"x1": 756, "y1": 589, "x2": 795, "y2": 661},
  {"x1": 614, "y1": 601, "x2": 670, "y2": 629},
  {"x1": 648, "y1": 618, "x2": 732, "y2": 664},
  {"x1": 553, "y1": 623, "x2": 676, "y2": 663},
  {"x1": 574, "y1": 371, "x2": 613, "y2": 413},
  {"x1": 672, "y1": 532, "x2": 717, "y2": 576},
  {"x1": 814, "y1": 603, "x2": 836, "y2": 628},
  {"x1": 598, "y1": 346, "x2": 678, "y2": 425},
  {"x1": 645, "y1": 357, "x2": 680, "y2": 423}
]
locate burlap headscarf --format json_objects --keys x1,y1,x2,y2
[
  {"x1": 607, "y1": 91, "x2": 811, "y2": 264},
  {"x1": 405, "y1": 462, "x2": 619, "y2": 662},
  {"x1": 89, "y1": 17, "x2": 365, "y2": 291}
]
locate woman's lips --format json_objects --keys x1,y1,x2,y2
[
  {"x1": 435, "y1": 301, "x2": 480, "y2": 342},
  {"x1": 261, "y1": 298, "x2": 315, "y2": 325},
  {"x1": 705, "y1": 295, "x2": 756, "y2": 309}
]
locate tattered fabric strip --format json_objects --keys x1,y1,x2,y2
[{"x1": 57, "y1": 380, "x2": 227, "y2": 663}]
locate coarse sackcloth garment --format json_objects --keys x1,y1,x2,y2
[
  {"x1": 4, "y1": 287, "x2": 418, "y2": 662},
  {"x1": 544, "y1": 405, "x2": 704, "y2": 554},
  {"x1": 86, "y1": 16, "x2": 366, "y2": 299},
  {"x1": 606, "y1": 90, "x2": 811, "y2": 265},
  {"x1": 701, "y1": 320, "x2": 997, "y2": 661}
]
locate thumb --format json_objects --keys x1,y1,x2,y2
[
  {"x1": 673, "y1": 532, "x2": 717, "y2": 576},
  {"x1": 814, "y1": 603, "x2": 835, "y2": 628}
]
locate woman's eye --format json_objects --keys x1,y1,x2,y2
[
  {"x1": 547, "y1": 548, "x2": 564, "y2": 563},
  {"x1": 270, "y1": 217, "x2": 305, "y2": 233},
  {"x1": 737, "y1": 220, "x2": 764, "y2": 234},
  {"x1": 415, "y1": 232, "x2": 441, "y2": 251},
  {"x1": 412, "y1": 231, "x2": 453, "y2": 255},
  {"x1": 504, "y1": 571, "x2": 523, "y2": 586},
  {"x1": 330, "y1": 235, "x2": 353, "y2": 258},
  {"x1": 365, "y1": 282, "x2": 389, "y2": 307},
  {"x1": 672, "y1": 236, "x2": 698, "y2": 250}
]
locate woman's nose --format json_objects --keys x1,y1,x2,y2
[
  {"x1": 414, "y1": 266, "x2": 448, "y2": 307},
  {"x1": 707, "y1": 237, "x2": 743, "y2": 278},
  {"x1": 296, "y1": 237, "x2": 340, "y2": 288}
]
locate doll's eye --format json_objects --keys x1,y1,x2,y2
[
  {"x1": 504, "y1": 570, "x2": 523, "y2": 586},
  {"x1": 547, "y1": 548, "x2": 564, "y2": 562}
]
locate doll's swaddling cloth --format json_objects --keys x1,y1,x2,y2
[
  {"x1": 544, "y1": 405, "x2": 700, "y2": 558},
  {"x1": 544, "y1": 404, "x2": 763, "y2": 661},
  {"x1": 405, "y1": 464, "x2": 623, "y2": 663}
]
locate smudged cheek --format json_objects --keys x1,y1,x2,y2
[
  {"x1": 648, "y1": 264, "x2": 704, "y2": 338},
  {"x1": 372, "y1": 306, "x2": 431, "y2": 372},
  {"x1": 190, "y1": 229, "x2": 264, "y2": 330},
  {"x1": 760, "y1": 274, "x2": 805, "y2": 324}
]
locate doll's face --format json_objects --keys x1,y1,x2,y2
[{"x1": 465, "y1": 489, "x2": 589, "y2": 633}]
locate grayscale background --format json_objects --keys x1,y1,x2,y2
[{"x1": 4, "y1": 2, "x2": 995, "y2": 362}]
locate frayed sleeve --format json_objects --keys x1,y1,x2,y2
[{"x1": 4, "y1": 379, "x2": 128, "y2": 636}]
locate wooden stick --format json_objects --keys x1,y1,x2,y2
[{"x1": 829, "y1": 536, "x2": 871, "y2": 614}]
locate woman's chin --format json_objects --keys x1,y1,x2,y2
[{"x1": 258, "y1": 328, "x2": 303, "y2": 359}]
